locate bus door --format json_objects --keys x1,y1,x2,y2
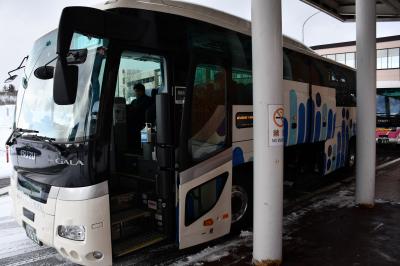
[{"x1": 178, "y1": 54, "x2": 232, "y2": 249}]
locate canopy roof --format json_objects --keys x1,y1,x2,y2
[{"x1": 301, "y1": 0, "x2": 400, "y2": 22}]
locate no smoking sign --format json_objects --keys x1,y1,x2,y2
[{"x1": 269, "y1": 105, "x2": 284, "y2": 146}]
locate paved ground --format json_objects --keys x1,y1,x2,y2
[
  {"x1": 197, "y1": 161, "x2": 400, "y2": 266},
  {"x1": 376, "y1": 143, "x2": 400, "y2": 165}
]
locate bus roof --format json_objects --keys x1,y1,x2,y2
[
  {"x1": 96, "y1": 0, "x2": 354, "y2": 71},
  {"x1": 98, "y1": 0, "x2": 308, "y2": 48}
]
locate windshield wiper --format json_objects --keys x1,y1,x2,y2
[
  {"x1": 29, "y1": 135, "x2": 56, "y2": 143},
  {"x1": 5, "y1": 128, "x2": 39, "y2": 146}
]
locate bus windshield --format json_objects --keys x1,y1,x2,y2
[
  {"x1": 15, "y1": 30, "x2": 108, "y2": 142},
  {"x1": 376, "y1": 88, "x2": 400, "y2": 116}
]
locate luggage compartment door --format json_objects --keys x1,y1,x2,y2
[{"x1": 178, "y1": 149, "x2": 232, "y2": 249}]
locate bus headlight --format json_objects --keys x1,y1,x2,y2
[{"x1": 57, "y1": 225, "x2": 85, "y2": 241}]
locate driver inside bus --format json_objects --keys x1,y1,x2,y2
[
  {"x1": 130, "y1": 83, "x2": 152, "y2": 110},
  {"x1": 127, "y1": 83, "x2": 152, "y2": 150}
]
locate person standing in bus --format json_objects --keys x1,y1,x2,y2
[
  {"x1": 127, "y1": 83, "x2": 152, "y2": 149},
  {"x1": 130, "y1": 83, "x2": 152, "y2": 110}
]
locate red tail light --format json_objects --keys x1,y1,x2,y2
[{"x1": 5, "y1": 145, "x2": 9, "y2": 163}]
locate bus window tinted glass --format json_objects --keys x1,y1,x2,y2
[
  {"x1": 377, "y1": 89, "x2": 400, "y2": 116},
  {"x1": 114, "y1": 52, "x2": 165, "y2": 152},
  {"x1": 185, "y1": 172, "x2": 228, "y2": 226},
  {"x1": 376, "y1": 95, "x2": 387, "y2": 114},
  {"x1": 390, "y1": 97, "x2": 400, "y2": 115},
  {"x1": 16, "y1": 31, "x2": 108, "y2": 141},
  {"x1": 285, "y1": 49, "x2": 309, "y2": 82},
  {"x1": 311, "y1": 59, "x2": 329, "y2": 86},
  {"x1": 232, "y1": 68, "x2": 252, "y2": 104},
  {"x1": 190, "y1": 64, "x2": 226, "y2": 161},
  {"x1": 115, "y1": 52, "x2": 165, "y2": 103}
]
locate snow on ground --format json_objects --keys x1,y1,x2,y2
[
  {"x1": 0, "y1": 195, "x2": 71, "y2": 266},
  {"x1": 284, "y1": 189, "x2": 355, "y2": 229},
  {"x1": 170, "y1": 232, "x2": 253, "y2": 266},
  {"x1": 0, "y1": 195, "x2": 44, "y2": 260},
  {"x1": 0, "y1": 105, "x2": 14, "y2": 179},
  {"x1": 173, "y1": 187, "x2": 356, "y2": 266},
  {"x1": 375, "y1": 198, "x2": 400, "y2": 205}
]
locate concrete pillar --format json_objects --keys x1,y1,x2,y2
[
  {"x1": 355, "y1": 0, "x2": 376, "y2": 207},
  {"x1": 252, "y1": 0, "x2": 284, "y2": 265}
]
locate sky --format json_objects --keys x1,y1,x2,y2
[{"x1": 0, "y1": 0, "x2": 399, "y2": 84}]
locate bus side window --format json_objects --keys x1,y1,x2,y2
[
  {"x1": 335, "y1": 67, "x2": 356, "y2": 107},
  {"x1": 311, "y1": 59, "x2": 330, "y2": 86},
  {"x1": 232, "y1": 68, "x2": 252, "y2": 105},
  {"x1": 189, "y1": 64, "x2": 227, "y2": 161},
  {"x1": 185, "y1": 172, "x2": 228, "y2": 226},
  {"x1": 283, "y1": 50, "x2": 293, "y2": 80},
  {"x1": 285, "y1": 49, "x2": 309, "y2": 82}
]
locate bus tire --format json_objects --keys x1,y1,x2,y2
[
  {"x1": 346, "y1": 138, "x2": 356, "y2": 171},
  {"x1": 231, "y1": 168, "x2": 253, "y2": 233}
]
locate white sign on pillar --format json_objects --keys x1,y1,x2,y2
[{"x1": 268, "y1": 104, "x2": 284, "y2": 146}]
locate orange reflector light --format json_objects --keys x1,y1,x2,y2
[
  {"x1": 222, "y1": 213, "x2": 229, "y2": 219},
  {"x1": 203, "y1": 218, "x2": 213, "y2": 226}
]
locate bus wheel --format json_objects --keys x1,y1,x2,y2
[
  {"x1": 231, "y1": 182, "x2": 252, "y2": 233},
  {"x1": 346, "y1": 140, "x2": 356, "y2": 170},
  {"x1": 231, "y1": 185, "x2": 248, "y2": 224}
]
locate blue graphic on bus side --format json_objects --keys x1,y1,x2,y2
[
  {"x1": 336, "y1": 131, "x2": 342, "y2": 169},
  {"x1": 327, "y1": 109, "x2": 333, "y2": 139},
  {"x1": 321, "y1": 103, "x2": 327, "y2": 141},
  {"x1": 306, "y1": 98, "x2": 313, "y2": 142},
  {"x1": 283, "y1": 117, "x2": 288, "y2": 146},
  {"x1": 314, "y1": 111, "x2": 321, "y2": 142},
  {"x1": 233, "y1": 147, "x2": 245, "y2": 167},
  {"x1": 298, "y1": 102, "x2": 305, "y2": 144},
  {"x1": 289, "y1": 89, "x2": 297, "y2": 146}
]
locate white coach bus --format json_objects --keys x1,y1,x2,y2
[{"x1": 7, "y1": 1, "x2": 356, "y2": 265}]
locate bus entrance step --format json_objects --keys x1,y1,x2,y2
[
  {"x1": 115, "y1": 171, "x2": 156, "y2": 183},
  {"x1": 113, "y1": 231, "x2": 166, "y2": 257},
  {"x1": 110, "y1": 192, "x2": 137, "y2": 213},
  {"x1": 111, "y1": 208, "x2": 151, "y2": 225}
]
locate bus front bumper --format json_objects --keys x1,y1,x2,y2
[{"x1": 9, "y1": 174, "x2": 112, "y2": 266}]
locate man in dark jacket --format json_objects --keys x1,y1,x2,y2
[
  {"x1": 130, "y1": 83, "x2": 152, "y2": 110},
  {"x1": 127, "y1": 83, "x2": 152, "y2": 149}
]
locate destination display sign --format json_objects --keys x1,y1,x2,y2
[{"x1": 236, "y1": 112, "x2": 253, "y2": 128}]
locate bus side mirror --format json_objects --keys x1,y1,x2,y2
[
  {"x1": 4, "y1": 75, "x2": 17, "y2": 83},
  {"x1": 53, "y1": 57, "x2": 78, "y2": 105}
]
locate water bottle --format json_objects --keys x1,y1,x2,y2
[{"x1": 141, "y1": 123, "x2": 152, "y2": 143}]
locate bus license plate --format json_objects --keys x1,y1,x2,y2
[{"x1": 25, "y1": 223, "x2": 41, "y2": 246}]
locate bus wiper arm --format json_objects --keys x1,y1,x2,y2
[
  {"x1": 15, "y1": 128, "x2": 39, "y2": 134},
  {"x1": 30, "y1": 135, "x2": 56, "y2": 143},
  {"x1": 5, "y1": 128, "x2": 39, "y2": 146}
]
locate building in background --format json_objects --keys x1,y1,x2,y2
[
  {"x1": 311, "y1": 36, "x2": 400, "y2": 144},
  {"x1": 0, "y1": 83, "x2": 17, "y2": 175}
]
